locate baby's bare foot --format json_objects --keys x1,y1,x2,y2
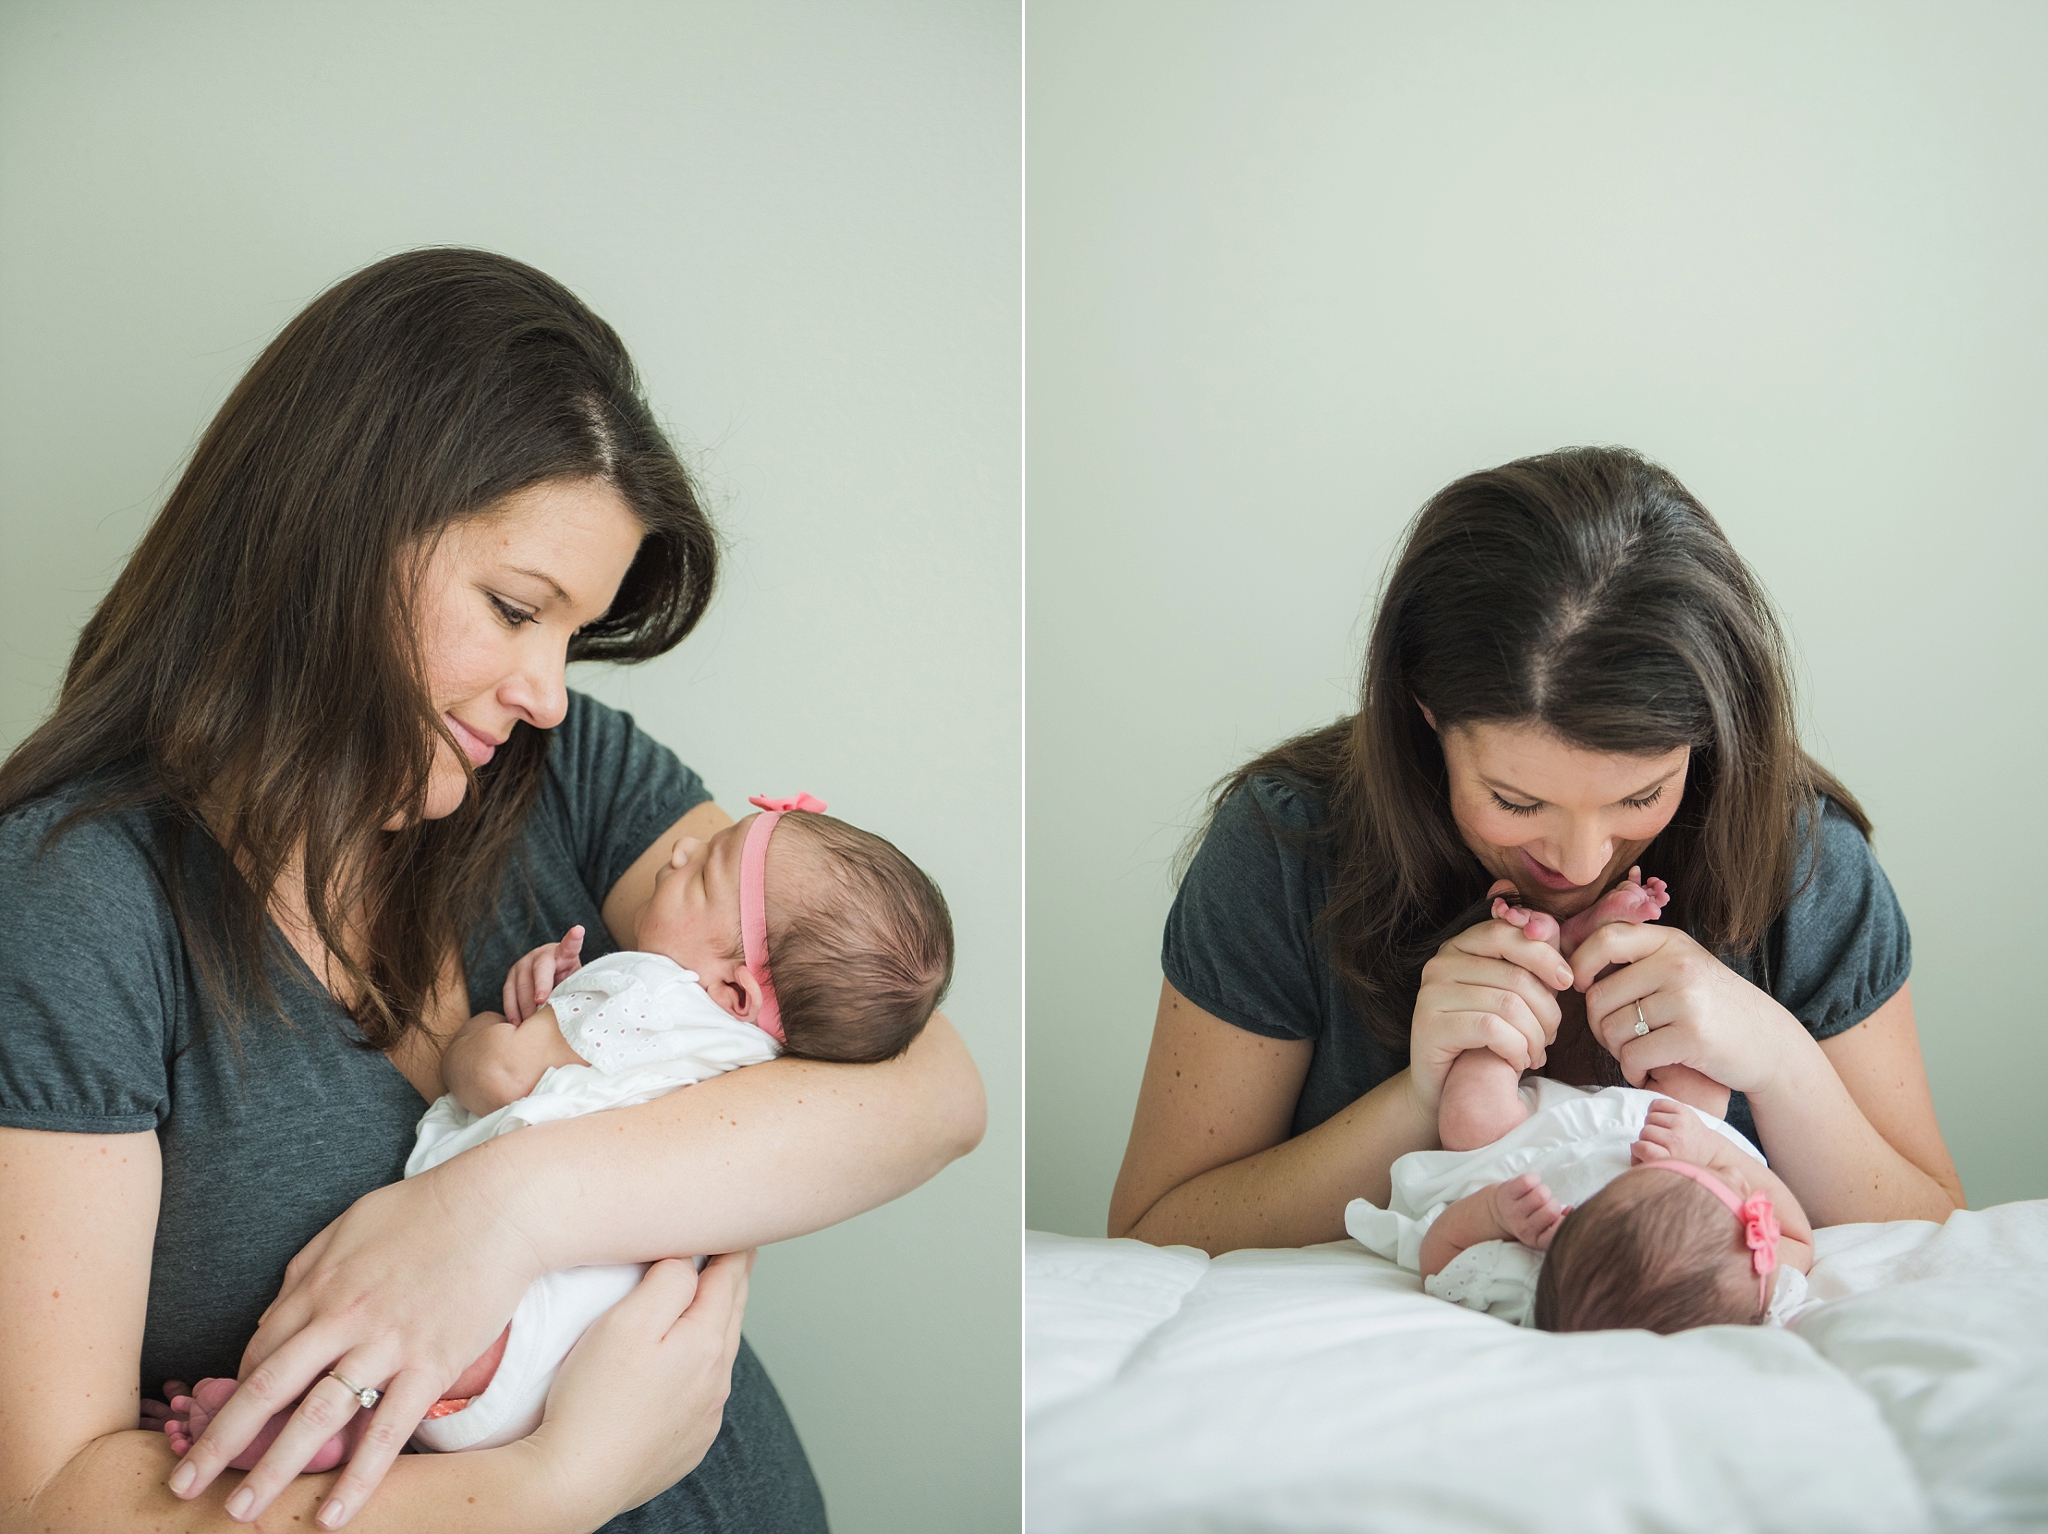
[
  {"x1": 164, "y1": 1375, "x2": 355, "y2": 1473},
  {"x1": 1557, "y1": 867, "x2": 1668, "y2": 956}
]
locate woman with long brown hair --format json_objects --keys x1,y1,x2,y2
[
  {"x1": 1109, "y1": 447, "x2": 1959, "y2": 1256},
  {"x1": 0, "y1": 249, "x2": 984, "y2": 1531}
]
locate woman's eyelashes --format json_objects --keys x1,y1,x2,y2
[
  {"x1": 1487, "y1": 785, "x2": 1666, "y2": 816},
  {"x1": 487, "y1": 592, "x2": 540, "y2": 629}
]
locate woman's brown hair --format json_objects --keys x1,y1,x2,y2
[
  {"x1": 1207, "y1": 446, "x2": 1865, "y2": 1057},
  {"x1": 0, "y1": 248, "x2": 716, "y2": 1049}
]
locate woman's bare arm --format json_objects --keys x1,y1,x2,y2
[
  {"x1": 0, "y1": 1128, "x2": 579, "y2": 1534},
  {"x1": 1748, "y1": 983, "x2": 1962, "y2": 1225},
  {"x1": 1107, "y1": 981, "x2": 1436, "y2": 1254},
  {"x1": 495, "y1": 1005, "x2": 986, "y2": 1266}
]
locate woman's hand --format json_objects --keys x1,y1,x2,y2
[
  {"x1": 1568, "y1": 922, "x2": 1805, "y2": 1095},
  {"x1": 1408, "y1": 886, "x2": 1572, "y2": 1119},
  {"x1": 503, "y1": 925, "x2": 585, "y2": 1023},
  {"x1": 169, "y1": 1153, "x2": 545, "y2": 1525},
  {"x1": 527, "y1": 1252, "x2": 754, "y2": 1527}
]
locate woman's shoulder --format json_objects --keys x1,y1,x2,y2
[
  {"x1": 0, "y1": 772, "x2": 177, "y2": 910},
  {"x1": 521, "y1": 691, "x2": 711, "y2": 910},
  {"x1": 1764, "y1": 792, "x2": 1909, "y2": 1039},
  {"x1": 540, "y1": 692, "x2": 705, "y2": 803},
  {"x1": 1205, "y1": 771, "x2": 1330, "y2": 846}
]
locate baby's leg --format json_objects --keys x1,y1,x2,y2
[
  {"x1": 1641, "y1": 1063, "x2": 1731, "y2": 1120},
  {"x1": 1438, "y1": 1048, "x2": 1529, "y2": 1151},
  {"x1": 163, "y1": 1377, "x2": 364, "y2": 1473}
]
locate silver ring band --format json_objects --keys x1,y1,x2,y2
[
  {"x1": 1633, "y1": 1002, "x2": 1650, "y2": 1038},
  {"x1": 328, "y1": 1372, "x2": 382, "y2": 1411}
]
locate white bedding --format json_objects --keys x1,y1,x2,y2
[{"x1": 1026, "y1": 1202, "x2": 2048, "y2": 1533}]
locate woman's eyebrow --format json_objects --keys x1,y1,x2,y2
[
  {"x1": 503, "y1": 564, "x2": 570, "y2": 602},
  {"x1": 1617, "y1": 767, "x2": 1683, "y2": 801}
]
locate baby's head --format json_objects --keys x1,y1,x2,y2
[
  {"x1": 633, "y1": 798, "x2": 953, "y2": 1063},
  {"x1": 1532, "y1": 1163, "x2": 1774, "y2": 1334}
]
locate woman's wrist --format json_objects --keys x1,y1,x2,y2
[
  {"x1": 423, "y1": 1131, "x2": 560, "y2": 1280},
  {"x1": 491, "y1": 1435, "x2": 607, "y2": 1534},
  {"x1": 1731, "y1": 1001, "x2": 1823, "y2": 1106}
]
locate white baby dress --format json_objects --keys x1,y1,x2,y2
[
  {"x1": 1344, "y1": 1079, "x2": 1809, "y2": 1328},
  {"x1": 404, "y1": 952, "x2": 779, "y2": 1452}
]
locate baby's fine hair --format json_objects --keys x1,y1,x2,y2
[
  {"x1": 1533, "y1": 1169, "x2": 1764, "y2": 1334},
  {"x1": 757, "y1": 812, "x2": 954, "y2": 1064}
]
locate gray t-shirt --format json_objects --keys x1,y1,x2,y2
[
  {"x1": 1162, "y1": 776, "x2": 1911, "y2": 1153},
  {"x1": 0, "y1": 691, "x2": 825, "y2": 1534}
]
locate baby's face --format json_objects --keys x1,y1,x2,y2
[{"x1": 634, "y1": 815, "x2": 753, "y2": 976}]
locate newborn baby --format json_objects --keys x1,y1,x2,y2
[
  {"x1": 1348, "y1": 871, "x2": 1815, "y2": 1332},
  {"x1": 1348, "y1": 1084, "x2": 1815, "y2": 1330},
  {"x1": 163, "y1": 794, "x2": 953, "y2": 1468}
]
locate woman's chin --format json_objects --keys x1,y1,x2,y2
[{"x1": 381, "y1": 778, "x2": 470, "y2": 830}]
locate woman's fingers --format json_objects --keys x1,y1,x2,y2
[
  {"x1": 221, "y1": 1369, "x2": 378, "y2": 1521},
  {"x1": 1453, "y1": 918, "x2": 1574, "y2": 993},
  {"x1": 674, "y1": 1250, "x2": 751, "y2": 1357},
  {"x1": 1451, "y1": 1011, "x2": 1538, "y2": 1072},
  {"x1": 1566, "y1": 918, "x2": 1668, "y2": 990},
  {"x1": 1432, "y1": 951, "x2": 1565, "y2": 1035},
  {"x1": 1611, "y1": 1021, "x2": 1696, "y2": 1090},
  {"x1": 172, "y1": 1327, "x2": 352, "y2": 1499},
  {"x1": 309, "y1": 1372, "x2": 441, "y2": 1530}
]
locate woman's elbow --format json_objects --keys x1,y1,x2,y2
[{"x1": 915, "y1": 1013, "x2": 986, "y2": 1161}]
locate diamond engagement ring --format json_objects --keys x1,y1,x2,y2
[
  {"x1": 328, "y1": 1372, "x2": 382, "y2": 1411},
  {"x1": 1633, "y1": 1003, "x2": 1650, "y2": 1038}
]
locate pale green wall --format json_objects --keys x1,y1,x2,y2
[
  {"x1": 1027, "y1": 0, "x2": 2048, "y2": 1237},
  {"x1": 0, "y1": 2, "x2": 1019, "y2": 1528}
]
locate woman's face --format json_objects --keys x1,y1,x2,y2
[
  {"x1": 409, "y1": 477, "x2": 644, "y2": 821},
  {"x1": 1433, "y1": 715, "x2": 1689, "y2": 919}
]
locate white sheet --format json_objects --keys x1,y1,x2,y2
[{"x1": 1026, "y1": 1202, "x2": 2048, "y2": 1534}]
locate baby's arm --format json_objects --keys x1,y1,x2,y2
[
  {"x1": 442, "y1": 1005, "x2": 585, "y2": 1117},
  {"x1": 1417, "y1": 1172, "x2": 1569, "y2": 1279}
]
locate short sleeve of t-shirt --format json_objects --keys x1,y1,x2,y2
[
  {"x1": 1162, "y1": 777, "x2": 1329, "y2": 1041},
  {"x1": 1755, "y1": 797, "x2": 1911, "y2": 1040},
  {"x1": 543, "y1": 692, "x2": 712, "y2": 905},
  {"x1": 0, "y1": 795, "x2": 182, "y2": 1133}
]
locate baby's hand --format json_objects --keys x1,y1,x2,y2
[
  {"x1": 1631, "y1": 1097, "x2": 1724, "y2": 1168},
  {"x1": 502, "y1": 925, "x2": 585, "y2": 1023},
  {"x1": 1490, "y1": 1171, "x2": 1569, "y2": 1251}
]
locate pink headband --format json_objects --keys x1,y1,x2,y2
[
  {"x1": 739, "y1": 793, "x2": 827, "y2": 1045},
  {"x1": 1638, "y1": 1159, "x2": 1781, "y2": 1314}
]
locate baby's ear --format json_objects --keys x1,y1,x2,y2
[
  {"x1": 697, "y1": 955, "x2": 766, "y2": 1024},
  {"x1": 726, "y1": 965, "x2": 766, "y2": 1024}
]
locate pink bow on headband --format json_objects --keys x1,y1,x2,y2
[
  {"x1": 739, "y1": 793, "x2": 829, "y2": 1044},
  {"x1": 749, "y1": 793, "x2": 827, "y2": 815},
  {"x1": 1638, "y1": 1159, "x2": 1781, "y2": 1314}
]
